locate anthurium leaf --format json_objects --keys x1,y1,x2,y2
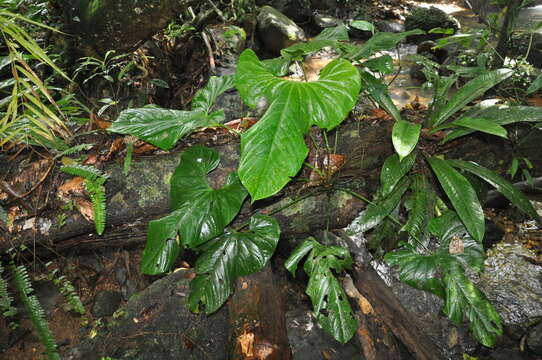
[
  {"x1": 443, "y1": 105, "x2": 542, "y2": 142},
  {"x1": 447, "y1": 159, "x2": 541, "y2": 224},
  {"x1": 285, "y1": 238, "x2": 318, "y2": 276},
  {"x1": 428, "y1": 157, "x2": 485, "y2": 242},
  {"x1": 140, "y1": 210, "x2": 183, "y2": 275},
  {"x1": 380, "y1": 152, "x2": 416, "y2": 197},
  {"x1": 384, "y1": 250, "x2": 445, "y2": 298},
  {"x1": 349, "y1": 20, "x2": 375, "y2": 33},
  {"x1": 262, "y1": 57, "x2": 291, "y2": 76},
  {"x1": 392, "y1": 120, "x2": 421, "y2": 160},
  {"x1": 315, "y1": 24, "x2": 349, "y2": 41},
  {"x1": 191, "y1": 75, "x2": 235, "y2": 114},
  {"x1": 347, "y1": 29, "x2": 425, "y2": 60},
  {"x1": 359, "y1": 71, "x2": 401, "y2": 121},
  {"x1": 402, "y1": 173, "x2": 429, "y2": 243},
  {"x1": 292, "y1": 240, "x2": 357, "y2": 343},
  {"x1": 109, "y1": 107, "x2": 213, "y2": 150},
  {"x1": 430, "y1": 69, "x2": 513, "y2": 126},
  {"x1": 442, "y1": 261, "x2": 502, "y2": 347},
  {"x1": 363, "y1": 55, "x2": 394, "y2": 75},
  {"x1": 280, "y1": 40, "x2": 340, "y2": 62},
  {"x1": 187, "y1": 215, "x2": 280, "y2": 314},
  {"x1": 235, "y1": 49, "x2": 361, "y2": 200},
  {"x1": 445, "y1": 117, "x2": 507, "y2": 139},
  {"x1": 527, "y1": 73, "x2": 542, "y2": 95},
  {"x1": 352, "y1": 176, "x2": 410, "y2": 233},
  {"x1": 170, "y1": 145, "x2": 248, "y2": 248}
]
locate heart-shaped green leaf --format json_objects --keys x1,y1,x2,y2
[
  {"x1": 191, "y1": 75, "x2": 235, "y2": 114},
  {"x1": 187, "y1": 215, "x2": 280, "y2": 314},
  {"x1": 392, "y1": 120, "x2": 421, "y2": 160},
  {"x1": 235, "y1": 49, "x2": 361, "y2": 200},
  {"x1": 140, "y1": 210, "x2": 183, "y2": 275},
  {"x1": 428, "y1": 157, "x2": 485, "y2": 242},
  {"x1": 170, "y1": 145, "x2": 248, "y2": 248}
]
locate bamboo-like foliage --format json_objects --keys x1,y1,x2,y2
[
  {"x1": 11, "y1": 262, "x2": 60, "y2": 360},
  {"x1": 0, "y1": 9, "x2": 71, "y2": 148}
]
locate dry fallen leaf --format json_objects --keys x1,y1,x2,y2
[
  {"x1": 308, "y1": 153, "x2": 346, "y2": 186},
  {"x1": 58, "y1": 177, "x2": 86, "y2": 197},
  {"x1": 237, "y1": 331, "x2": 254, "y2": 357},
  {"x1": 74, "y1": 198, "x2": 94, "y2": 222}
]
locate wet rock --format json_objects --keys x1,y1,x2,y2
[
  {"x1": 483, "y1": 220, "x2": 504, "y2": 251},
  {"x1": 286, "y1": 309, "x2": 360, "y2": 359},
  {"x1": 527, "y1": 322, "x2": 542, "y2": 355},
  {"x1": 478, "y1": 243, "x2": 542, "y2": 325},
  {"x1": 313, "y1": 13, "x2": 342, "y2": 29},
  {"x1": 33, "y1": 280, "x2": 62, "y2": 316},
  {"x1": 257, "y1": 6, "x2": 306, "y2": 55},
  {"x1": 205, "y1": 25, "x2": 246, "y2": 68},
  {"x1": 405, "y1": 6, "x2": 460, "y2": 43},
  {"x1": 74, "y1": 270, "x2": 228, "y2": 360},
  {"x1": 256, "y1": 0, "x2": 312, "y2": 22},
  {"x1": 92, "y1": 291, "x2": 122, "y2": 318},
  {"x1": 375, "y1": 20, "x2": 405, "y2": 33}
]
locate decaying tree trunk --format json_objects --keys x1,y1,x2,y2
[{"x1": 228, "y1": 264, "x2": 292, "y2": 360}]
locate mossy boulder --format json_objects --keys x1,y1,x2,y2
[{"x1": 405, "y1": 6, "x2": 460, "y2": 42}]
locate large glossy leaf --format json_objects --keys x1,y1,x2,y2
[
  {"x1": 109, "y1": 107, "x2": 213, "y2": 150},
  {"x1": 444, "y1": 117, "x2": 507, "y2": 138},
  {"x1": 352, "y1": 176, "x2": 410, "y2": 233},
  {"x1": 443, "y1": 105, "x2": 542, "y2": 143},
  {"x1": 359, "y1": 71, "x2": 401, "y2": 121},
  {"x1": 286, "y1": 239, "x2": 357, "y2": 343},
  {"x1": 191, "y1": 75, "x2": 235, "y2": 114},
  {"x1": 363, "y1": 55, "x2": 394, "y2": 75},
  {"x1": 447, "y1": 159, "x2": 541, "y2": 223},
  {"x1": 527, "y1": 74, "x2": 542, "y2": 95},
  {"x1": 430, "y1": 69, "x2": 513, "y2": 127},
  {"x1": 392, "y1": 120, "x2": 421, "y2": 160},
  {"x1": 170, "y1": 145, "x2": 248, "y2": 248},
  {"x1": 280, "y1": 40, "x2": 340, "y2": 62},
  {"x1": 380, "y1": 152, "x2": 416, "y2": 197},
  {"x1": 314, "y1": 24, "x2": 349, "y2": 41},
  {"x1": 187, "y1": 215, "x2": 280, "y2": 314},
  {"x1": 140, "y1": 210, "x2": 183, "y2": 275},
  {"x1": 428, "y1": 157, "x2": 485, "y2": 242},
  {"x1": 347, "y1": 29, "x2": 424, "y2": 60},
  {"x1": 442, "y1": 262, "x2": 502, "y2": 347},
  {"x1": 235, "y1": 49, "x2": 361, "y2": 200}
]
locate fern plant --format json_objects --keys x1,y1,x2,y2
[
  {"x1": 11, "y1": 261, "x2": 60, "y2": 360},
  {"x1": 0, "y1": 262, "x2": 17, "y2": 320},
  {"x1": 60, "y1": 164, "x2": 108, "y2": 235}
]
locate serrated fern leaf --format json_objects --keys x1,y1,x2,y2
[
  {"x1": 60, "y1": 164, "x2": 108, "y2": 185},
  {"x1": 53, "y1": 143, "x2": 94, "y2": 159},
  {"x1": 11, "y1": 263, "x2": 60, "y2": 360},
  {"x1": 85, "y1": 181, "x2": 107, "y2": 235},
  {"x1": 0, "y1": 263, "x2": 17, "y2": 317},
  {"x1": 56, "y1": 276, "x2": 85, "y2": 315}
]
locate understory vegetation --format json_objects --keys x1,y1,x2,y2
[{"x1": 2, "y1": 0, "x2": 542, "y2": 358}]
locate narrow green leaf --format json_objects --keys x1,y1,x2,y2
[
  {"x1": 170, "y1": 145, "x2": 248, "y2": 248},
  {"x1": 402, "y1": 173, "x2": 429, "y2": 242},
  {"x1": 446, "y1": 117, "x2": 507, "y2": 139},
  {"x1": 359, "y1": 71, "x2": 401, "y2": 121},
  {"x1": 443, "y1": 105, "x2": 542, "y2": 143},
  {"x1": 347, "y1": 29, "x2": 425, "y2": 60},
  {"x1": 108, "y1": 107, "x2": 213, "y2": 150},
  {"x1": 392, "y1": 120, "x2": 421, "y2": 160},
  {"x1": 191, "y1": 75, "x2": 235, "y2": 114},
  {"x1": 140, "y1": 210, "x2": 183, "y2": 275},
  {"x1": 448, "y1": 159, "x2": 541, "y2": 223},
  {"x1": 428, "y1": 157, "x2": 485, "y2": 242},
  {"x1": 527, "y1": 74, "x2": 542, "y2": 95},
  {"x1": 280, "y1": 40, "x2": 340, "y2": 62},
  {"x1": 380, "y1": 152, "x2": 416, "y2": 197},
  {"x1": 431, "y1": 69, "x2": 513, "y2": 126},
  {"x1": 187, "y1": 215, "x2": 280, "y2": 314},
  {"x1": 352, "y1": 176, "x2": 410, "y2": 233},
  {"x1": 314, "y1": 24, "x2": 349, "y2": 41},
  {"x1": 349, "y1": 20, "x2": 375, "y2": 33}
]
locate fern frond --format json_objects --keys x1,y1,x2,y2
[
  {"x1": 0, "y1": 263, "x2": 17, "y2": 317},
  {"x1": 11, "y1": 263, "x2": 60, "y2": 360},
  {"x1": 53, "y1": 143, "x2": 94, "y2": 159},
  {"x1": 56, "y1": 275, "x2": 85, "y2": 315},
  {"x1": 85, "y1": 181, "x2": 107, "y2": 235},
  {"x1": 60, "y1": 164, "x2": 108, "y2": 185}
]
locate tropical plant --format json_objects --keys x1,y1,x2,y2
[
  {"x1": 108, "y1": 25, "x2": 542, "y2": 346},
  {"x1": 60, "y1": 164, "x2": 108, "y2": 235},
  {"x1": 0, "y1": 8, "x2": 71, "y2": 148}
]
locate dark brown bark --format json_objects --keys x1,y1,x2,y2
[
  {"x1": 228, "y1": 264, "x2": 292, "y2": 360},
  {"x1": 350, "y1": 262, "x2": 444, "y2": 360}
]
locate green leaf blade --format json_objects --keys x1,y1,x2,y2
[
  {"x1": 380, "y1": 152, "x2": 416, "y2": 197},
  {"x1": 191, "y1": 75, "x2": 235, "y2": 114},
  {"x1": 428, "y1": 157, "x2": 485, "y2": 242},
  {"x1": 447, "y1": 117, "x2": 507, "y2": 138},
  {"x1": 392, "y1": 120, "x2": 421, "y2": 160}
]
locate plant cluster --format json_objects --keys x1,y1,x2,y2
[{"x1": 404, "y1": 7, "x2": 459, "y2": 35}]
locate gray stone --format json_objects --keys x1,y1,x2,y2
[
  {"x1": 257, "y1": 6, "x2": 306, "y2": 54},
  {"x1": 375, "y1": 20, "x2": 405, "y2": 33},
  {"x1": 92, "y1": 290, "x2": 122, "y2": 318},
  {"x1": 478, "y1": 243, "x2": 542, "y2": 326},
  {"x1": 33, "y1": 280, "x2": 62, "y2": 316},
  {"x1": 205, "y1": 25, "x2": 246, "y2": 67},
  {"x1": 313, "y1": 13, "x2": 342, "y2": 29},
  {"x1": 527, "y1": 322, "x2": 542, "y2": 355}
]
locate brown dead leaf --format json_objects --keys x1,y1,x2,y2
[
  {"x1": 83, "y1": 152, "x2": 99, "y2": 165},
  {"x1": 74, "y1": 198, "x2": 94, "y2": 221},
  {"x1": 58, "y1": 177, "x2": 86, "y2": 197},
  {"x1": 369, "y1": 108, "x2": 393, "y2": 121},
  {"x1": 237, "y1": 331, "x2": 254, "y2": 357},
  {"x1": 133, "y1": 142, "x2": 159, "y2": 155},
  {"x1": 101, "y1": 137, "x2": 124, "y2": 161},
  {"x1": 90, "y1": 112, "x2": 112, "y2": 130},
  {"x1": 224, "y1": 117, "x2": 258, "y2": 131},
  {"x1": 307, "y1": 154, "x2": 345, "y2": 186},
  {"x1": 527, "y1": 95, "x2": 542, "y2": 107},
  {"x1": 449, "y1": 235, "x2": 464, "y2": 255}
]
